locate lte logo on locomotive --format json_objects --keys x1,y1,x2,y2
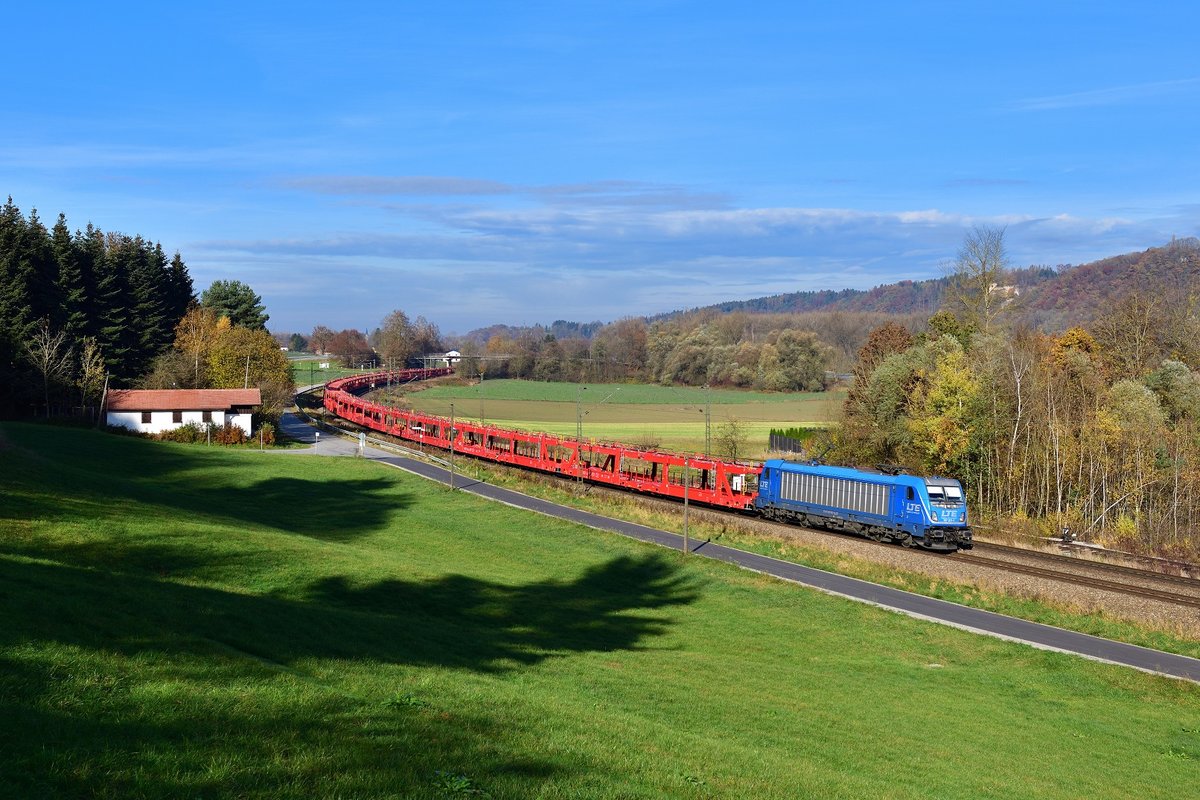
[{"x1": 906, "y1": 502, "x2": 923, "y2": 515}]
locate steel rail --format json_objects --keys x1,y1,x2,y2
[
  {"x1": 951, "y1": 552, "x2": 1200, "y2": 610},
  {"x1": 974, "y1": 540, "x2": 1200, "y2": 588}
]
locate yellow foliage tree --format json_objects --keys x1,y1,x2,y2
[
  {"x1": 173, "y1": 305, "x2": 221, "y2": 387},
  {"x1": 206, "y1": 325, "x2": 293, "y2": 411},
  {"x1": 906, "y1": 343, "x2": 980, "y2": 475}
]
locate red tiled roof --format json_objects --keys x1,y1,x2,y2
[{"x1": 106, "y1": 389, "x2": 262, "y2": 411}]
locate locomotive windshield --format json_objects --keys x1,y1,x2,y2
[{"x1": 925, "y1": 481, "x2": 964, "y2": 505}]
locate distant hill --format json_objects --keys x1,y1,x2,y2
[
  {"x1": 1017, "y1": 237, "x2": 1200, "y2": 330},
  {"x1": 455, "y1": 319, "x2": 604, "y2": 347},
  {"x1": 658, "y1": 237, "x2": 1200, "y2": 331},
  {"x1": 457, "y1": 238, "x2": 1200, "y2": 342},
  {"x1": 662, "y1": 277, "x2": 952, "y2": 317}
]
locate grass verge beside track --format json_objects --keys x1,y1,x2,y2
[
  {"x1": 448, "y1": 459, "x2": 1200, "y2": 660},
  {"x1": 2, "y1": 422, "x2": 1198, "y2": 799}
]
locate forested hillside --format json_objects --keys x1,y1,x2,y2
[
  {"x1": 837, "y1": 236, "x2": 1200, "y2": 557},
  {"x1": 669, "y1": 277, "x2": 952, "y2": 316},
  {"x1": 1018, "y1": 237, "x2": 1200, "y2": 330}
]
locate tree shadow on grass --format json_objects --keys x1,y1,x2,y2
[
  {"x1": 305, "y1": 554, "x2": 697, "y2": 670},
  {"x1": 4, "y1": 467, "x2": 409, "y2": 543},
  {"x1": 163, "y1": 476, "x2": 413, "y2": 541},
  {"x1": 0, "y1": 549, "x2": 698, "y2": 797},
  {"x1": 1, "y1": 425, "x2": 409, "y2": 541}
]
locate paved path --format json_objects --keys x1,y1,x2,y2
[{"x1": 277, "y1": 411, "x2": 1200, "y2": 683}]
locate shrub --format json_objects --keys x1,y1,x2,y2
[
  {"x1": 212, "y1": 422, "x2": 248, "y2": 445},
  {"x1": 156, "y1": 422, "x2": 204, "y2": 443}
]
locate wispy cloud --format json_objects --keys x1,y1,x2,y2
[
  {"x1": 187, "y1": 198, "x2": 1199, "y2": 333},
  {"x1": 279, "y1": 174, "x2": 730, "y2": 210},
  {"x1": 943, "y1": 178, "x2": 1032, "y2": 188},
  {"x1": 279, "y1": 175, "x2": 514, "y2": 195},
  {"x1": 1010, "y1": 77, "x2": 1200, "y2": 111}
]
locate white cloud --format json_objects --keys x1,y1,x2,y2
[
  {"x1": 1010, "y1": 77, "x2": 1200, "y2": 111},
  {"x1": 186, "y1": 198, "x2": 1200, "y2": 334}
]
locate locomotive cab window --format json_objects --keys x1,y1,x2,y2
[
  {"x1": 905, "y1": 487, "x2": 914, "y2": 501},
  {"x1": 925, "y1": 482, "x2": 963, "y2": 506}
]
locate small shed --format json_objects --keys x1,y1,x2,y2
[{"x1": 105, "y1": 389, "x2": 262, "y2": 435}]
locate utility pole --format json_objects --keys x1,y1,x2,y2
[
  {"x1": 575, "y1": 385, "x2": 586, "y2": 487},
  {"x1": 683, "y1": 456, "x2": 690, "y2": 555},
  {"x1": 449, "y1": 402, "x2": 456, "y2": 491},
  {"x1": 244, "y1": 353, "x2": 251, "y2": 389},
  {"x1": 479, "y1": 374, "x2": 486, "y2": 426},
  {"x1": 704, "y1": 385, "x2": 711, "y2": 458}
]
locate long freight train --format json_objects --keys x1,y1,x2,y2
[{"x1": 322, "y1": 369, "x2": 973, "y2": 551}]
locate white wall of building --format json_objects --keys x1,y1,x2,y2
[{"x1": 107, "y1": 410, "x2": 252, "y2": 435}]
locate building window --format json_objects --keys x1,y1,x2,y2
[
  {"x1": 142, "y1": 411, "x2": 152, "y2": 424},
  {"x1": 173, "y1": 410, "x2": 183, "y2": 424},
  {"x1": 202, "y1": 410, "x2": 212, "y2": 423}
]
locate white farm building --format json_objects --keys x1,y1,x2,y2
[{"x1": 105, "y1": 389, "x2": 261, "y2": 435}]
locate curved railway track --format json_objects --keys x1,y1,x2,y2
[
  {"x1": 315, "y1": 373, "x2": 1200, "y2": 611},
  {"x1": 951, "y1": 550, "x2": 1200, "y2": 610},
  {"x1": 974, "y1": 541, "x2": 1200, "y2": 588}
]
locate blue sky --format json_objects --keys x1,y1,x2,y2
[{"x1": 5, "y1": 2, "x2": 1199, "y2": 335}]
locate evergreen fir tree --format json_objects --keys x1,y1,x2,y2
[
  {"x1": 127, "y1": 237, "x2": 171, "y2": 373},
  {"x1": 22, "y1": 209, "x2": 63, "y2": 328},
  {"x1": 166, "y1": 250, "x2": 195, "y2": 323},
  {"x1": 73, "y1": 224, "x2": 105, "y2": 340},
  {"x1": 93, "y1": 233, "x2": 137, "y2": 380},
  {"x1": 0, "y1": 197, "x2": 31, "y2": 354},
  {"x1": 53, "y1": 213, "x2": 93, "y2": 345}
]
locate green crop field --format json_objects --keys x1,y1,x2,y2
[
  {"x1": 378, "y1": 379, "x2": 845, "y2": 456},
  {"x1": 289, "y1": 357, "x2": 372, "y2": 387},
  {"x1": 3, "y1": 423, "x2": 1197, "y2": 799}
]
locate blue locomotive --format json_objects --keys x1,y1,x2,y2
[{"x1": 754, "y1": 460, "x2": 972, "y2": 551}]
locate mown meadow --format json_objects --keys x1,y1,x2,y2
[
  {"x1": 381, "y1": 378, "x2": 844, "y2": 455},
  {"x1": 2, "y1": 423, "x2": 1198, "y2": 798}
]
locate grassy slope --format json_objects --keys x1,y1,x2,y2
[{"x1": 1, "y1": 423, "x2": 1198, "y2": 799}]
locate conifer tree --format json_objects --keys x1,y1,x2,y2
[
  {"x1": 74, "y1": 224, "x2": 106, "y2": 340},
  {"x1": 53, "y1": 213, "x2": 93, "y2": 345},
  {"x1": 0, "y1": 198, "x2": 31, "y2": 361},
  {"x1": 22, "y1": 209, "x2": 62, "y2": 328},
  {"x1": 200, "y1": 279, "x2": 269, "y2": 330},
  {"x1": 166, "y1": 250, "x2": 195, "y2": 321},
  {"x1": 93, "y1": 234, "x2": 137, "y2": 380},
  {"x1": 128, "y1": 238, "x2": 171, "y2": 361}
]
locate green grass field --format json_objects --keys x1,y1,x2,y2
[
  {"x1": 289, "y1": 357, "x2": 373, "y2": 387},
  {"x1": 380, "y1": 379, "x2": 844, "y2": 455},
  {"x1": 3, "y1": 423, "x2": 1198, "y2": 798}
]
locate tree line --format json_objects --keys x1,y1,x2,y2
[
  {"x1": 0, "y1": 198, "x2": 194, "y2": 417},
  {"x1": 1, "y1": 198, "x2": 292, "y2": 423},
  {"x1": 444, "y1": 310, "x2": 916, "y2": 390},
  {"x1": 292, "y1": 311, "x2": 446, "y2": 369}
]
